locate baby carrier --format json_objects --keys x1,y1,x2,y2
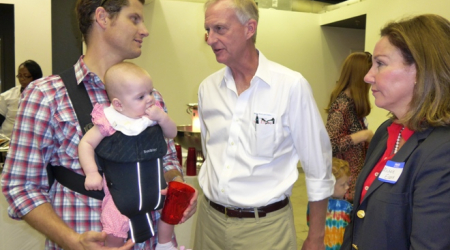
[
  {"x1": 48, "y1": 67, "x2": 167, "y2": 243},
  {"x1": 96, "y1": 125, "x2": 167, "y2": 243}
]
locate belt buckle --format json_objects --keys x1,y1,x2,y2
[
  {"x1": 257, "y1": 209, "x2": 267, "y2": 217},
  {"x1": 225, "y1": 207, "x2": 234, "y2": 218},
  {"x1": 236, "y1": 208, "x2": 243, "y2": 218},
  {"x1": 224, "y1": 207, "x2": 239, "y2": 218},
  {"x1": 225, "y1": 207, "x2": 245, "y2": 218}
]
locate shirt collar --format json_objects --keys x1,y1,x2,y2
[
  {"x1": 221, "y1": 50, "x2": 272, "y2": 88},
  {"x1": 74, "y1": 55, "x2": 90, "y2": 85},
  {"x1": 387, "y1": 122, "x2": 415, "y2": 140},
  {"x1": 74, "y1": 55, "x2": 104, "y2": 89},
  {"x1": 253, "y1": 50, "x2": 272, "y2": 87}
]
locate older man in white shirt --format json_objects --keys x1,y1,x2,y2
[{"x1": 194, "y1": 0, "x2": 335, "y2": 249}]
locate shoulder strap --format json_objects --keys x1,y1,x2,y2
[
  {"x1": 48, "y1": 164, "x2": 105, "y2": 200},
  {"x1": 47, "y1": 67, "x2": 104, "y2": 200},
  {"x1": 60, "y1": 67, "x2": 93, "y2": 134}
]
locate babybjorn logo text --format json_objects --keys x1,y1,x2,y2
[{"x1": 144, "y1": 148, "x2": 157, "y2": 154}]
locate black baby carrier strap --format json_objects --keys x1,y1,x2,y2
[{"x1": 46, "y1": 67, "x2": 105, "y2": 200}]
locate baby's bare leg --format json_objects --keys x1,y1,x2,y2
[
  {"x1": 105, "y1": 234, "x2": 126, "y2": 247},
  {"x1": 155, "y1": 220, "x2": 177, "y2": 250}
]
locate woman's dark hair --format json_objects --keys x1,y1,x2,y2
[{"x1": 19, "y1": 60, "x2": 43, "y2": 81}]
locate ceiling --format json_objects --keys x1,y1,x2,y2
[
  {"x1": 171, "y1": 0, "x2": 350, "y2": 5},
  {"x1": 165, "y1": 0, "x2": 363, "y2": 26},
  {"x1": 322, "y1": 14, "x2": 366, "y2": 30},
  {"x1": 313, "y1": 0, "x2": 347, "y2": 3}
]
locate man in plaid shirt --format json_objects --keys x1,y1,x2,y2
[{"x1": 1, "y1": 0, "x2": 197, "y2": 249}]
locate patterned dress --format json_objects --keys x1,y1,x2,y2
[
  {"x1": 307, "y1": 199, "x2": 352, "y2": 250},
  {"x1": 326, "y1": 92, "x2": 368, "y2": 202}
]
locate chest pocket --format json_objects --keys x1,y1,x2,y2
[{"x1": 248, "y1": 113, "x2": 277, "y2": 158}]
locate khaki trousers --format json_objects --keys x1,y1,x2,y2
[{"x1": 194, "y1": 195, "x2": 297, "y2": 250}]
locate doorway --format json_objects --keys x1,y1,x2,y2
[
  {"x1": 320, "y1": 15, "x2": 366, "y2": 103},
  {"x1": 0, "y1": 4, "x2": 15, "y2": 93}
]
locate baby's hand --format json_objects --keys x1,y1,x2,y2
[
  {"x1": 84, "y1": 173, "x2": 103, "y2": 191},
  {"x1": 145, "y1": 104, "x2": 166, "y2": 123}
]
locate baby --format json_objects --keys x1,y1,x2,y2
[
  {"x1": 307, "y1": 157, "x2": 353, "y2": 250},
  {"x1": 78, "y1": 62, "x2": 178, "y2": 249}
]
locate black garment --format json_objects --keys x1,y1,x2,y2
[
  {"x1": 0, "y1": 114, "x2": 5, "y2": 127},
  {"x1": 95, "y1": 125, "x2": 168, "y2": 243},
  {"x1": 342, "y1": 120, "x2": 450, "y2": 250}
]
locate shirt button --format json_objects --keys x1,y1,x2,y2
[
  {"x1": 357, "y1": 210, "x2": 365, "y2": 219},
  {"x1": 375, "y1": 172, "x2": 379, "y2": 177},
  {"x1": 231, "y1": 142, "x2": 234, "y2": 146},
  {"x1": 364, "y1": 186, "x2": 369, "y2": 191},
  {"x1": 221, "y1": 189, "x2": 225, "y2": 193}
]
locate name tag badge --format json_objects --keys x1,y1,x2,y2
[{"x1": 378, "y1": 160, "x2": 405, "y2": 184}]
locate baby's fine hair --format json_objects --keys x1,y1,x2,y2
[{"x1": 332, "y1": 157, "x2": 350, "y2": 179}]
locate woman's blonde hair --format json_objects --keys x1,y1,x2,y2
[
  {"x1": 332, "y1": 158, "x2": 350, "y2": 180},
  {"x1": 325, "y1": 52, "x2": 372, "y2": 119},
  {"x1": 381, "y1": 14, "x2": 450, "y2": 131}
]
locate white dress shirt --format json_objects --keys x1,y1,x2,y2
[
  {"x1": 0, "y1": 86, "x2": 21, "y2": 138},
  {"x1": 198, "y1": 51, "x2": 335, "y2": 208}
]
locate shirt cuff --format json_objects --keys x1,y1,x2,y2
[{"x1": 305, "y1": 177, "x2": 336, "y2": 202}]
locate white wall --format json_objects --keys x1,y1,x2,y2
[
  {"x1": 2, "y1": 0, "x2": 450, "y2": 248},
  {"x1": 0, "y1": 0, "x2": 364, "y2": 126},
  {"x1": 6, "y1": 0, "x2": 450, "y2": 128},
  {"x1": 0, "y1": 0, "x2": 52, "y2": 86},
  {"x1": 132, "y1": 0, "x2": 364, "y2": 125},
  {"x1": 257, "y1": 10, "x2": 365, "y2": 120},
  {"x1": 131, "y1": 0, "x2": 220, "y2": 125},
  {"x1": 1, "y1": 3, "x2": 54, "y2": 249}
]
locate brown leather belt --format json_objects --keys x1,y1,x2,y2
[{"x1": 206, "y1": 196, "x2": 289, "y2": 218}]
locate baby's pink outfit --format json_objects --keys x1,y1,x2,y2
[
  {"x1": 101, "y1": 178, "x2": 130, "y2": 238},
  {"x1": 92, "y1": 104, "x2": 129, "y2": 238}
]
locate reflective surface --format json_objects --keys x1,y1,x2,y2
[
  {"x1": 175, "y1": 125, "x2": 202, "y2": 151},
  {"x1": 175, "y1": 125, "x2": 204, "y2": 170}
]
